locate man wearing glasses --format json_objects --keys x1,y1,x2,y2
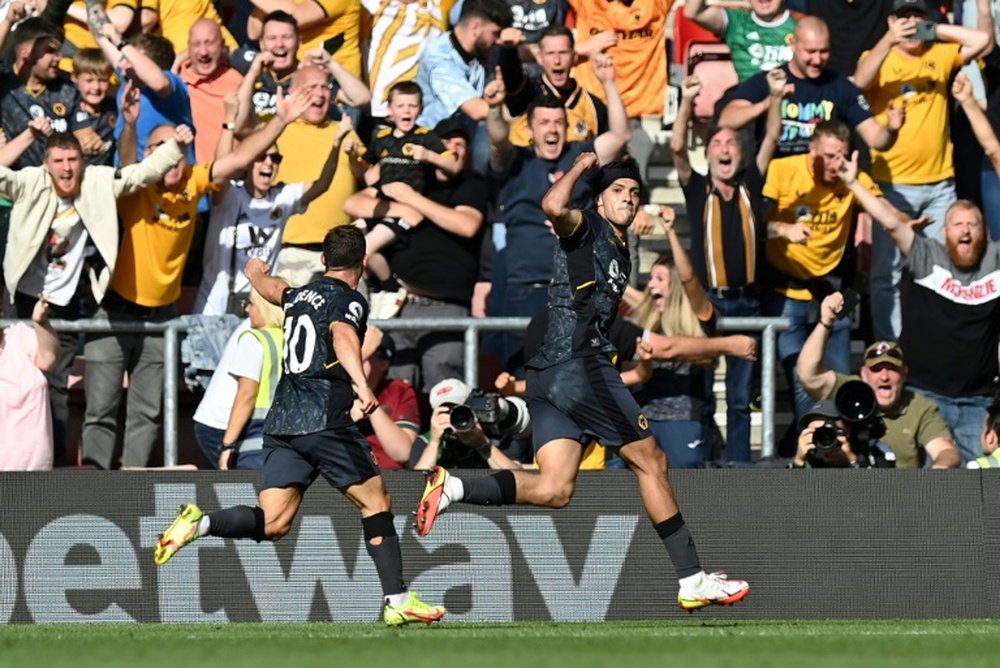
[{"x1": 795, "y1": 291, "x2": 960, "y2": 469}]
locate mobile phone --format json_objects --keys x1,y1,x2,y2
[
  {"x1": 837, "y1": 288, "x2": 860, "y2": 320},
  {"x1": 913, "y1": 20, "x2": 937, "y2": 42}
]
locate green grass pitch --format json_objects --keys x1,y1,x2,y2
[{"x1": 1, "y1": 621, "x2": 999, "y2": 668}]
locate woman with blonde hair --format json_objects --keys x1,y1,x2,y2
[
  {"x1": 613, "y1": 206, "x2": 757, "y2": 468},
  {"x1": 192, "y1": 288, "x2": 285, "y2": 469}
]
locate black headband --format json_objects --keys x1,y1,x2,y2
[{"x1": 595, "y1": 162, "x2": 642, "y2": 195}]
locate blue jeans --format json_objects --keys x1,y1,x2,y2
[
  {"x1": 980, "y1": 170, "x2": 1000, "y2": 242},
  {"x1": 910, "y1": 387, "x2": 991, "y2": 464},
  {"x1": 193, "y1": 421, "x2": 266, "y2": 470},
  {"x1": 871, "y1": 180, "x2": 952, "y2": 341},
  {"x1": 708, "y1": 293, "x2": 760, "y2": 463},
  {"x1": 763, "y1": 291, "x2": 851, "y2": 425},
  {"x1": 500, "y1": 283, "x2": 550, "y2": 375}
]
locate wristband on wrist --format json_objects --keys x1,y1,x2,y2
[
  {"x1": 220, "y1": 443, "x2": 237, "y2": 451},
  {"x1": 115, "y1": 37, "x2": 129, "y2": 50},
  {"x1": 820, "y1": 320, "x2": 833, "y2": 330},
  {"x1": 222, "y1": 122, "x2": 236, "y2": 131}
]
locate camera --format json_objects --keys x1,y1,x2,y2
[
  {"x1": 812, "y1": 420, "x2": 845, "y2": 455},
  {"x1": 806, "y1": 381, "x2": 892, "y2": 468},
  {"x1": 449, "y1": 391, "x2": 531, "y2": 439}
]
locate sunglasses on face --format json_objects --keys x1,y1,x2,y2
[
  {"x1": 256, "y1": 153, "x2": 283, "y2": 164},
  {"x1": 865, "y1": 343, "x2": 903, "y2": 361}
]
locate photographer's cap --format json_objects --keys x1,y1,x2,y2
[
  {"x1": 429, "y1": 378, "x2": 470, "y2": 409},
  {"x1": 891, "y1": 0, "x2": 928, "y2": 15},
  {"x1": 799, "y1": 400, "x2": 840, "y2": 428},
  {"x1": 863, "y1": 341, "x2": 905, "y2": 370}
]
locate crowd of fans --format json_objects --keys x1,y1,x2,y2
[{"x1": 0, "y1": 0, "x2": 998, "y2": 472}]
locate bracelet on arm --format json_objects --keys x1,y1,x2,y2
[
  {"x1": 222, "y1": 122, "x2": 236, "y2": 131},
  {"x1": 819, "y1": 321, "x2": 833, "y2": 331},
  {"x1": 220, "y1": 443, "x2": 238, "y2": 452}
]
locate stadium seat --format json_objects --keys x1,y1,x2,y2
[
  {"x1": 668, "y1": 2, "x2": 741, "y2": 125},
  {"x1": 688, "y1": 45, "x2": 739, "y2": 123}
]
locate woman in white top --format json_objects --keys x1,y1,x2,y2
[{"x1": 194, "y1": 97, "x2": 354, "y2": 314}]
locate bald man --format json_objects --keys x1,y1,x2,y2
[
  {"x1": 178, "y1": 19, "x2": 244, "y2": 165},
  {"x1": 720, "y1": 16, "x2": 903, "y2": 157}
]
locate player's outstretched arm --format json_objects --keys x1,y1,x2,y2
[
  {"x1": 244, "y1": 258, "x2": 289, "y2": 306},
  {"x1": 541, "y1": 151, "x2": 599, "y2": 238}
]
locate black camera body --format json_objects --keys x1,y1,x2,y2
[
  {"x1": 807, "y1": 381, "x2": 892, "y2": 468},
  {"x1": 449, "y1": 391, "x2": 531, "y2": 439}
]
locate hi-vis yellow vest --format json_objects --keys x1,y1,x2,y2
[{"x1": 240, "y1": 326, "x2": 283, "y2": 420}]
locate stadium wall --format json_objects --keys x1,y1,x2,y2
[{"x1": 1, "y1": 470, "x2": 998, "y2": 623}]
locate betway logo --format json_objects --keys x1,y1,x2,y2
[
  {"x1": 913, "y1": 265, "x2": 1000, "y2": 306},
  {"x1": 0, "y1": 483, "x2": 638, "y2": 623}
]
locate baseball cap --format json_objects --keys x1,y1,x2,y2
[
  {"x1": 429, "y1": 378, "x2": 470, "y2": 409},
  {"x1": 799, "y1": 399, "x2": 841, "y2": 428},
  {"x1": 863, "y1": 341, "x2": 905, "y2": 369},
  {"x1": 433, "y1": 117, "x2": 471, "y2": 142},
  {"x1": 374, "y1": 334, "x2": 395, "y2": 360},
  {"x1": 891, "y1": 0, "x2": 928, "y2": 15}
]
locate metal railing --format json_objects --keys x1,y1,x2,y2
[{"x1": 2, "y1": 315, "x2": 790, "y2": 465}]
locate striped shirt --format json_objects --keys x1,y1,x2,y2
[{"x1": 364, "y1": 0, "x2": 448, "y2": 117}]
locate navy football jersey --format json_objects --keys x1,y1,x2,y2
[
  {"x1": 1, "y1": 76, "x2": 84, "y2": 168},
  {"x1": 73, "y1": 98, "x2": 117, "y2": 166},
  {"x1": 363, "y1": 125, "x2": 447, "y2": 192},
  {"x1": 528, "y1": 209, "x2": 630, "y2": 369},
  {"x1": 264, "y1": 276, "x2": 369, "y2": 436}
]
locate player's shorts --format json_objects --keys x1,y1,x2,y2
[
  {"x1": 260, "y1": 426, "x2": 380, "y2": 491},
  {"x1": 525, "y1": 355, "x2": 652, "y2": 452}
]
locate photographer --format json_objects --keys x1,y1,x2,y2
[
  {"x1": 790, "y1": 398, "x2": 897, "y2": 468},
  {"x1": 410, "y1": 379, "x2": 531, "y2": 470},
  {"x1": 796, "y1": 291, "x2": 961, "y2": 468}
]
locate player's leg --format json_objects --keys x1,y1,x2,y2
[
  {"x1": 342, "y1": 474, "x2": 445, "y2": 626},
  {"x1": 618, "y1": 436, "x2": 749, "y2": 611},
  {"x1": 416, "y1": 437, "x2": 583, "y2": 535},
  {"x1": 154, "y1": 437, "x2": 315, "y2": 565}
]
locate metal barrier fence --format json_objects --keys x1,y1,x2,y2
[{"x1": 0, "y1": 315, "x2": 790, "y2": 465}]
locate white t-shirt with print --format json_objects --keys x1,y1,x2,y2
[
  {"x1": 194, "y1": 181, "x2": 306, "y2": 315},
  {"x1": 18, "y1": 198, "x2": 90, "y2": 307}
]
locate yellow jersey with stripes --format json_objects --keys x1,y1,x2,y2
[{"x1": 362, "y1": 0, "x2": 451, "y2": 117}]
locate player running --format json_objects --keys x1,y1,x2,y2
[
  {"x1": 155, "y1": 226, "x2": 445, "y2": 627},
  {"x1": 415, "y1": 153, "x2": 750, "y2": 612}
]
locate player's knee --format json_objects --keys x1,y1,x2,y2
[
  {"x1": 263, "y1": 516, "x2": 294, "y2": 541},
  {"x1": 623, "y1": 439, "x2": 668, "y2": 477},
  {"x1": 538, "y1": 482, "x2": 575, "y2": 509}
]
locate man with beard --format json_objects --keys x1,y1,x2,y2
[
  {"x1": 485, "y1": 53, "x2": 630, "y2": 374},
  {"x1": 670, "y1": 69, "x2": 785, "y2": 465},
  {"x1": 796, "y1": 295, "x2": 959, "y2": 468},
  {"x1": 762, "y1": 120, "x2": 900, "y2": 434},
  {"x1": 416, "y1": 0, "x2": 513, "y2": 129},
  {"x1": 720, "y1": 16, "x2": 903, "y2": 158},
  {"x1": 414, "y1": 153, "x2": 751, "y2": 613},
  {"x1": 853, "y1": 0, "x2": 991, "y2": 342},
  {"x1": 838, "y1": 152, "x2": 1000, "y2": 464}
]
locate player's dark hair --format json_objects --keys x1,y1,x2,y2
[
  {"x1": 12, "y1": 17, "x2": 63, "y2": 49},
  {"x1": 526, "y1": 96, "x2": 566, "y2": 124},
  {"x1": 987, "y1": 400, "x2": 1000, "y2": 439},
  {"x1": 458, "y1": 0, "x2": 514, "y2": 28},
  {"x1": 810, "y1": 120, "x2": 851, "y2": 146},
  {"x1": 262, "y1": 10, "x2": 300, "y2": 37},
  {"x1": 44, "y1": 132, "x2": 83, "y2": 156},
  {"x1": 539, "y1": 24, "x2": 575, "y2": 48},
  {"x1": 323, "y1": 225, "x2": 366, "y2": 270},
  {"x1": 131, "y1": 34, "x2": 176, "y2": 71},
  {"x1": 387, "y1": 80, "x2": 423, "y2": 106}
]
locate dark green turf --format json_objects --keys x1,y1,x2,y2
[{"x1": 1, "y1": 620, "x2": 998, "y2": 668}]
